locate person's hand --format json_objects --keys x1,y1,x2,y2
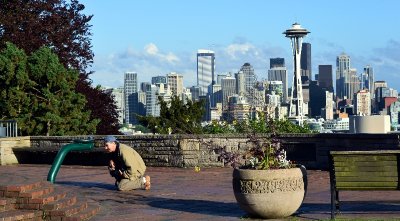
[{"x1": 109, "y1": 160, "x2": 115, "y2": 171}]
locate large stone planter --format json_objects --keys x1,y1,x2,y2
[{"x1": 232, "y1": 166, "x2": 307, "y2": 219}]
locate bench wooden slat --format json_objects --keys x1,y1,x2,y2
[
  {"x1": 333, "y1": 161, "x2": 397, "y2": 167},
  {"x1": 334, "y1": 166, "x2": 398, "y2": 172},
  {"x1": 336, "y1": 176, "x2": 398, "y2": 182},
  {"x1": 336, "y1": 181, "x2": 398, "y2": 188},
  {"x1": 332, "y1": 155, "x2": 397, "y2": 162},
  {"x1": 335, "y1": 186, "x2": 398, "y2": 190},
  {"x1": 335, "y1": 171, "x2": 398, "y2": 178}
]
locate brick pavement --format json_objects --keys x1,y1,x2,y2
[{"x1": 1, "y1": 165, "x2": 400, "y2": 220}]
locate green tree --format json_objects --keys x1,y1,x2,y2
[
  {"x1": 0, "y1": 43, "x2": 98, "y2": 135},
  {"x1": 0, "y1": 0, "x2": 120, "y2": 135},
  {"x1": 138, "y1": 96, "x2": 205, "y2": 134},
  {"x1": 0, "y1": 43, "x2": 32, "y2": 129}
]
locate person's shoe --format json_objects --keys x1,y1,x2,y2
[{"x1": 144, "y1": 175, "x2": 151, "y2": 190}]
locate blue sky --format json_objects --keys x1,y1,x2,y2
[{"x1": 80, "y1": 0, "x2": 400, "y2": 91}]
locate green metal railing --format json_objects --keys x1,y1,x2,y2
[{"x1": 47, "y1": 138, "x2": 95, "y2": 183}]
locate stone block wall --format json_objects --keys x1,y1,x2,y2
[{"x1": 11, "y1": 133, "x2": 400, "y2": 170}]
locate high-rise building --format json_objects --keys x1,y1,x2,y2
[
  {"x1": 267, "y1": 81, "x2": 283, "y2": 95},
  {"x1": 363, "y1": 65, "x2": 374, "y2": 98},
  {"x1": 146, "y1": 83, "x2": 171, "y2": 117},
  {"x1": 152, "y1": 76, "x2": 167, "y2": 85},
  {"x1": 389, "y1": 101, "x2": 400, "y2": 131},
  {"x1": 309, "y1": 80, "x2": 326, "y2": 117},
  {"x1": 227, "y1": 95, "x2": 250, "y2": 122},
  {"x1": 336, "y1": 53, "x2": 351, "y2": 99},
  {"x1": 235, "y1": 71, "x2": 246, "y2": 96},
  {"x1": 124, "y1": 72, "x2": 137, "y2": 124},
  {"x1": 197, "y1": 49, "x2": 215, "y2": 96},
  {"x1": 253, "y1": 82, "x2": 266, "y2": 108},
  {"x1": 189, "y1": 86, "x2": 201, "y2": 102},
  {"x1": 181, "y1": 88, "x2": 192, "y2": 103},
  {"x1": 354, "y1": 89, "x2": 371, "y2": 116},
  {"x1": 324, "y1": 91, "x2": 334, "y2": 120},
  {"x1": 167, "y1": 72, "x2": 184, "y2": 96},
  {"x1": 140, "y1": 82, "x2": 151, "y2": 92},
  {"x1": 211, "y1": 84, "x2": 222, "y2": 107},
  {"x1": 300, "y1": 42, "x2": 312, "y2": 83},
  {"x1": 270, "y1": 58, "x2": 285, "y2": 68},
  {"x1": 318, "y1": 65, "x2": 333, "y2": 92},
  {"x1": 132, "y1": 91, "x2": 146, "y2": 123},
  {"x1": 239, "y1": 63, "x2": 256, "y2": 104},
  {"x1": 221, "y1": 76, "x2": 236, "y2": 110},
  {"x1": 217, "y1": 73, "x2": 228, "y2": 85},
  {"x1": 345, "y1": 69, "x2": 360, "y2": 101},
  {"x1": 268, "y1": 67, "x2": 288, "y2": 102},
  {"x1": 105, "y1": 87, "x2": 125, "y2": 125}
]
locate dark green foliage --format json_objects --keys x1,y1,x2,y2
[
  {"x1": 0, "y1": 0, "x2": 120, "y2": 134},
  {"x1": 0, "y1": 43, "x2": 98, "y2": 135},
  {"x1": 77, "y1": 83, "x2": 121, "y2": 135},
  {"x1": 202, "y1": 121, "x2": 236, "y2": 134},
  {"x1": 138, "y1": 96, "x2": 205, "y2": 134},
  {"x1": 204, "y1": 112, "x2": 312, "y2": 134},
  {"x1": 0, "y1": 43, "x2": 32, "y2": 128}
]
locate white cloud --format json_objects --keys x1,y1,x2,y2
[
  {"x1": 144, "y1": 43, "x2": 159, "y2": 55},
  {"x1": 225, "y1": 43, "x2": 256, "y2": 60},
  {"x1": 144, "y1": 43, "x2": 180, "y2": 64}
]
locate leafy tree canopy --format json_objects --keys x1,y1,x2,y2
[
  {"x1": 0, "y1": 43, "x2": 98, "y2": 136},
  {"x1": 203, "y1": 112, "x2": 312, "y2": 134},
  {"x1": 138, "y1": 96, "x2": 205, "y2": 134},
  {"x1": 0, "y1": 0, "x2": 120, "y2": 134}
]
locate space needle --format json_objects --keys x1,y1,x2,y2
[{"x1": 283, "y1": 23, "x2": 310, "y2": 125}]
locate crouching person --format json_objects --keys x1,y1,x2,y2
[{"x1": 103, "y1": 135, "x2": 151, "y2": 191}]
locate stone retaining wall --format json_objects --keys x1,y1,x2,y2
[{"x1": 5, "y1": 133, "x2": 400, "y2": 170}]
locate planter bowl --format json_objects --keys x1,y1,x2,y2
[{"x1": 232, "y1": 166, "x2": 307, "y2": 219}]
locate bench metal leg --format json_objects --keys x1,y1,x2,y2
[
  {"x1": 330, "y1": 187, "x2": 335, "y2": 219},
  {"x1": 331, "y1": 189, "x2": 340, "y2": 219}
]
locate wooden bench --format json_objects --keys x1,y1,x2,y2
[{"x1": 329, "y1": 150, "x2": 400, "y2": 219}]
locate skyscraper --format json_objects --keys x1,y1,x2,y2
[
  {"x1": 300, "y1": 42, "x2": 312, "y2": 83},
  {"x1": 270, "y1": 58, "x2": 285, "y2": 69},
  {"x1": 124, "y1": 72, "x2": 137, "y2": 124},
  {"x1": 105, "y1": 87, "x2": 125, "y2": 125},
  {"x1": 235, "y1": 71, "x2": 245, "y2": 96},
  {"x1": 221, "y1": 76, "x2": 236, "y2": 110},
  {"x1": 197, "y1": 49, "x2": 215, "y2": 96},
  {"x1": 363, "y1": 65, "x2": 374, "y2": 98},
  {"x1": 240, "y1": 63, "x2": 256, "y2": 99},
  {"x1": 336, "y1": 53, "x2": 350, "y2": 99},
  {"x1": 152, "y1": 76, "x2": 167, "y2": 85},
  {"x1": 167, "y1": 72, "x2": 184, "y2": 96},
  {"x1": 318, "y1": 65, "x2": 333, "y2": 92},
  {"x1": 268, "y1": 67, "x2": 288, "y2": 103},
  {"x1": 354, "y1": 89, "x2": 371, "y2": 116},
  {"x1": 346, "y1": 68, "x2": 360, "y2": 101}
]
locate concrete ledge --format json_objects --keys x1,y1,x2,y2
[{"x1": 0, "y1": 137, "x2": 30, "y2": 165}]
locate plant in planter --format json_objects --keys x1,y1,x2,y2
[{"x1": 216, "y1": 114, "x2": 308, "y2": 219}]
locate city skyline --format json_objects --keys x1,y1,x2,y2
[{"x1": 80, "y1": 0, "x2": 400, "y2": 91}]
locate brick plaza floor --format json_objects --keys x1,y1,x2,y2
[{"x1": 1, "y1": 165, "x2": 400, "y2": 220}]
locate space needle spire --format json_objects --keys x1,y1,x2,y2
[{"x1": 283, "y1": 23, "x2": 310, "y2": 125}]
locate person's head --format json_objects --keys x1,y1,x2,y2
[{"x1": 104, "y1": 135, "x2": 118, "y2": 153}]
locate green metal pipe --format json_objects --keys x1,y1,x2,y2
[{"x1": 47, "y1": 139, "x2": 94, "y2": 183}]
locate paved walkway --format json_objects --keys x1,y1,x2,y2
[{"x1": 1, "y1": 165, "x2": 400, "y2": 220}]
